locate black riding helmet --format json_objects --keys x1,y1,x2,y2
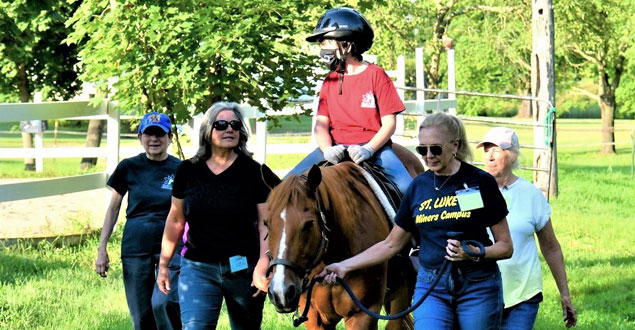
[{"x1": 306, "y1": 7, "x2": 374, "y2": 55}]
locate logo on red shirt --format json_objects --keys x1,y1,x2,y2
[{"x1": 361, "y1": 91, "x2": 376, "y2": 109}]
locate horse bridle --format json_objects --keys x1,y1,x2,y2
[{"x1": 268, "y1": 174, "x2": 330, "y2": 290}]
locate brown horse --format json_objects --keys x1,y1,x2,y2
[{"x1": 266, "y1": 162, "x2": 416, "y2": 330}]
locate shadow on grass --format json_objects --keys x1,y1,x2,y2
[
  {"x1": 0, "y1": 253, "x2": 75, "y2": 285},
  {"x1": 93, "y1": 313, "x2": 133, "y2": 330},
  {"x1": 569, "y1": 255, "x2": 635, "y2": 269}
]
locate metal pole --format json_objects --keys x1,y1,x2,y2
[{"x1": 395, "y1": 86, "x2": 554, "y2": 109}]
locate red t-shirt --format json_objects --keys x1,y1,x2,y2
[{"x1": 317, "y1": 64, "x2": 405, "y2": 145}]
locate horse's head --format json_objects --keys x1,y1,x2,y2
[{"x1": 266, "y1": 165, "x2": 328, "y2": 313}]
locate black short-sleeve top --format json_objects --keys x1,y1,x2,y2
[
  {"x1": 172, "y1": 153, "x2": 279, "y2": 263},
  {"x1": 107, "y1": 153, "x2": 181, "y2": 257}
]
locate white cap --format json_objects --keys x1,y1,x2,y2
[{"x1": 476, "y1": 127, "x2": 519, "y2": 150}]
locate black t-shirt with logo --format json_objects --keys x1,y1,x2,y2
[
  {"x1": 395, "y1": 161, "x2": 508, "y2": 273},
  {"x1": 172, "y1": 153, "x2": 278, "y2": 264},
  {"x1": 107, "y1": 153, "x2": 182, "y2": 257}
]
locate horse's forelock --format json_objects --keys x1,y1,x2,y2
[{"x1": 267, "y1": 174, "x2": 310, "y2": 216}]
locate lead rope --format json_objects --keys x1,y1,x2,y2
[{"x1": 292, "y1": 238, "x2": 484, "y2": 326}]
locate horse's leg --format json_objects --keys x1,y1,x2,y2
[
  {"x1": 300, "y1": 289, "x2": 340, "y2": 330},
  {"x1": 392, "y1": 143, "x2": 425, "y2": 178},
  {"x1": 384, "y1": 282, "x2": 414, "y2": 330},
  {"x1": 344, "y1": 311, "x2": 379, "y2": 330}
]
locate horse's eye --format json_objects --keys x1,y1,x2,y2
[
  {"x1": 263, "y1": 220, "x2": 269, "y2": 228},
  {"x1": 302, "y1": 220, "x2": 314, "y2": 232}
]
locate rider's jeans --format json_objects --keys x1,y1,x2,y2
[
  {"x1": 412, "y1": 265, "x2": 503, "y2": 330},
  {"x1": 178, "y1": 257, "x2": 264, "y2": 330},
  {"x1": 285, "y1": 144, "x2": 412, "y2": 194}
]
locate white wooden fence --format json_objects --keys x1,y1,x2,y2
[{"x1": 0, "y1": 46, "x2": 474, "y2": 204}]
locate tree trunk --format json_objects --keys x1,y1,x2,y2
[
  {"x1": 17, "y1": 62, "x2": 35, "y2": 170},
  {"x1": 80, "y1": 119, "x2": 104, "y2": 169},
  {"x1": 598, "y1": 71, "x2": 616, "y2": 154}
]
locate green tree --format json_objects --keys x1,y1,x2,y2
[
  {"x1": 557, "y1": 0, "x2": 635, "y2": 153},
  {"x1": 366, "y1": 0, "x2": 519, "y2": 94},
  {"x1": 65, "y1": 0, "x2": 317, "y2": 158},
  {"x1": 0, "y1": 0, "x2": 81, "y2": 169}
]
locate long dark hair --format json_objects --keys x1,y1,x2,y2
[{"x1": 192, "y1": 102, "x2": 251, "y2": 163}]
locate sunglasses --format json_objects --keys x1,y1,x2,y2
[
  {"x1": 416, "y1": 144, "x2": 444, "y2": 157},
  {"x1": 212, "y1": 120, "x2": 242, "y2": 131}
]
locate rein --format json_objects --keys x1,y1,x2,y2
[{"x1": 293, "y1": 234, "x2": 486, "y2": 325}]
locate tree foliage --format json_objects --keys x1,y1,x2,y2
[
  {"x1": 65, "y1": 0, "x2": 317, "y2": 126},
  {"x1": 556, "y1": 0, "x2": 635, "y2": 153},
  {"x1": 0, "y1": 0, "x2": 81, "y2": 102}
]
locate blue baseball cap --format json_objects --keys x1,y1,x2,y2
[{"x1": 139, "y1": 112, "x2": 171, "y2": 134}]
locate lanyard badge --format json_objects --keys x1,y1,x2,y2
[
  {"x1": 455, "y1": 184, "x2": 484, "y2": 211},
  {"x1": 229, "y1": 255, "x2": 248, "y2": 273}
]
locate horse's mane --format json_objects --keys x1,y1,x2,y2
[{"x1": 268, "y1": 163, "x2": 389, "y2": 246}]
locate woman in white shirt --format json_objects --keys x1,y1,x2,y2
[{"x1": 478, "y1": 127, "x2": 577, "y2": 329}]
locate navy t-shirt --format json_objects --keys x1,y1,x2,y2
[
  {"x1": 172, "y1": 153, "x2": 279, "y2": 264},
  {"x1": 107, "y1": 153, "x2": 182, "y2": 257},
  {"x1": 395, "y1": 161, "x2": 508, "y2": 272}
]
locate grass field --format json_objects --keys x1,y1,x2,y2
[{"x1": 1, "y1": 118, "x2": 634, "y2": 329}]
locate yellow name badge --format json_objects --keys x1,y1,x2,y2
[
  {"x1": 455, "y1": 186, "x2": 484, "y2": 211},
  {"x1": 229, "y1": 255, "x2": 248, "y2": 273}
]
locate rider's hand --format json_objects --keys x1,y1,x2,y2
[
  {"x1": 156, "y1": 265, "x2": 171, "y2": 295},
  {"x1": 348, "y1": 145, "x2": 375, "y2": 164},
  {"x1": 319, "y1": 262, "x2": 349, "y2": 285},
  {"x1": 95, "y1": 249, "x2": 110, "y2": 277},
  {"x1": 323, "y1": 145, "x2": 347, "y2": 164}
]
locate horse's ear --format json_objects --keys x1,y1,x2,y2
[{"x1": 307, "y1": 165, "x2": 322, "y2": 192}]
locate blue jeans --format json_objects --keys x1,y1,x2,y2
[
  {"x1": 122, "y1": 253, "x2": 181, "y2": 330},
  {"x1": 285, "y1": 144, "x2": 412, "y2": 194},
  {"x1": 179, "y1": 257, "x2": 265, "y2": 330},
  {"x1": 500, "y1": 293, "x2": 542, "y2": 330},
  {"x1": 412, "y1": 265, "x2": 503, "y2": 330}
]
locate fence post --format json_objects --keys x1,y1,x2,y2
[
  {"x1": 255, "y1": 111, "x2": 267, "y2": 164},
  {"x1": 191, "y1": 113, "x2": 203, "y2": 155},
  {"x1": 415, "y1": 47, "x2": 426, "y2": 129},
  {"x1": 395, "y1": 55, "x2": 406, "y2": 143},
  {"x1": 444, "y1": 37, "x2": 457, "y2": 116},
  {"x1": 631, "y1": 128, "x2": 634, "y2": 179},
  {"x1": 33, "y1": 92, "x2": 44, "y2": 172},
  {"x1": 106, "y1": 100, "x2": 120, "y2": 176}
]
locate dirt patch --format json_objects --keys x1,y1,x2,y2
[{"x1": 0, "y1": 179, "x2": 125, "y2": 240}]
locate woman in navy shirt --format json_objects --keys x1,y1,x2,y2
[{"x1": 321, "y1": 112, "x2": 513, "y2": 329}]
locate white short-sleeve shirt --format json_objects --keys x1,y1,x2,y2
[{"x1": 488, "y1": 177, "x2": 551, "y2": 308}]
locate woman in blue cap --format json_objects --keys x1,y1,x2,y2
[{"x1": 96, "y1": 112, "x2": 182, "y2": 330}]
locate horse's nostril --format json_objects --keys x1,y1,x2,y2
[
  {"x1": 285, "y1": 284, "x2": 297, "y2": 303},
  {"x1": 267, "y1": 289, "x2": 278, "y2": 305}
]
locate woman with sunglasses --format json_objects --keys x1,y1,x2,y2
[
  {"x1": 157, "y1": 102, "x2": 279, "y2": 329},
  {"x1": 96, "y1": 112, "x2": 182, "y2": 330},
  {"x1": 478, "y1": 127, "x2": 577, "y2": 329},
  {"x1": 321, "y1": 112, "x2": 513, "y2": 329}
]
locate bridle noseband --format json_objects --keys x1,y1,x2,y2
[{"x1": 268, "y1": 174, "x2": 330, "y2": 290}]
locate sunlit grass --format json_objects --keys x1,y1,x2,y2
[{"x1": 1, "y1": 118, "x2": 634, "y2": 329}]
